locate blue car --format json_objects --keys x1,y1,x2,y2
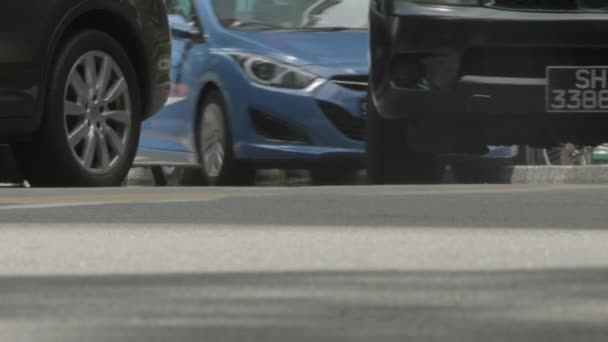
[{"x1": 136, "y1": 0, "x2": 369, "y2": 185}]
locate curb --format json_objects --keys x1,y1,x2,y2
[{"x1": 509, "y1": 165, "x2": 608, "y2": 184}]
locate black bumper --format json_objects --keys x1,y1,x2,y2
[{"x1": 370, "y1": 3, "x2": 608, "y2": 120}]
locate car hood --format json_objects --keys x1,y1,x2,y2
[{"x1": 226, "y1": 30, "x2": 369, "y2": 71}]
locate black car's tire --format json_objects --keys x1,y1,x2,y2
[
  {"x1": 309, "y1": 167, "x2": 359, "y2": 185},
  {"x1": 366, "y1": 96, "x2": 444, "y2": 185},
  {"x1": 451, "y1": 161, "x2": 511, "y2": 184},
  {"x1": 151, "y1": 165, "x2": 224, "y2": 186},
  {"x1": 187, "y1": 90, "x2": 256, "y2": 186},
  {"x1": 13, "y1": 30, "x2": 141, "y2": 187},
  {"x1": 516, "y1": 145, "x2": 547, "y2": 165},
  {"x1": 152, "y1": 166, "x2": 191, "y2": 187},
  {"x1": 0, "y1": 146, "x2": 21, "y2": 184}
]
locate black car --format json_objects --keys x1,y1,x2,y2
[
  {"x1": 0, "y1": 0, "x2": 171, "y2": 187},
  {"x1": 368, "y1": 0, "x2": 608, "y2": 184}
]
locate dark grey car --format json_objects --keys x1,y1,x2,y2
[
  {"x1": 368, "y1": 0, "x2": 608, "y2": 184},
  {"x1": 0, "y1": 0, "x2": 171, "y2": 187}
]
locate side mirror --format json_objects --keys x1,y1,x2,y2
[{"x1": 169, "y1": 14, "x2": 205, "y2": 42}]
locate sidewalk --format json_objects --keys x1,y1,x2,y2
[{"x1": 510, "y1": 165, "x2": 608, "y2": 184}]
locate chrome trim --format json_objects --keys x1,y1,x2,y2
[
  {"x1": 460, "y1": 75, "x2": 546, "y2": 86},
  {"x1": 305, "y1": 78, "x2": 327, "y2": 92},
  {"x1": 332, "y1": 80, "x2": 369, "y2": 87}
]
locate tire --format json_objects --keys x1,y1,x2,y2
[
  {"x1": 366, "y1": 96, "x2": 444, "y2": 185},
  {"x1": 451, "y1": 161, "x2": 510, "y2": 184},
  {"x1": 13, "y1": 30, "x2": 141, "y2": 187},
  {"x1": 150, "y1": 166, "x2": 184, "y2": 187},
  {"x1": 309, "y1": 167, "x2": 359, "y2": 186},
  {"x1": 187, "y1": 90, "x2": 256, "y2": 186},
  {"x1": 0, "y1": 145, "x2": 21, "y2": 184},
  {"x1": 150, "y1": 165, "x2": 207, "y2": 187}
]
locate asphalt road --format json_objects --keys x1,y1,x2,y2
[{"x1": 1, "y1": 184, "x2": 608, "y2": 342}]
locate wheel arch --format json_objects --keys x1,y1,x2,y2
[{"x1": 39, "y1": 4, "x2": 149, "y2": 128}]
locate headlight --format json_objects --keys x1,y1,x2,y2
[
  {"x1": 400, "y1": 0, "x2": 480, "y2": 5},
  {"x1": 230, "y1": 53, "x2": 322, "y2": 90}
]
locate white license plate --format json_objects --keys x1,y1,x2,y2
[{"x1": 546, "y1": 66, "x2": 608, "y2": 112}]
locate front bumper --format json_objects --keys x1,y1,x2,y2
[
  {"x1": 228, "y1": 78, "x2": 367, "y2": 166},
  {"x1": 372, "y1": 3, "x2": 608, "y2": 117},
  {"x1": 370, "y1": 3, "x2": 608, "y2": 148}
]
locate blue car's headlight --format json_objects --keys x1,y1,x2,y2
[{"x1": 230, "y1": 53, "x2": 323, "y2": 90}]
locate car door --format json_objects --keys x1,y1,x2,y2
[
  {"x1": 140, "y1": 0, "x2": 210, "y2": 155},
  {"x1": 0, "y1": 0, "x2": 53, "y2": 119}
]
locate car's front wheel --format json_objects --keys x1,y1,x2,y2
[
  {"x1": 178, "y1": 90, "x2": 256, "y2": 186},
  {"x1": 366, "y1": 96, "x2": 444, "y2": 185},
  {"x1": 14, "y1": 30, "x2": 141, "y2": 187},
  {"x1": 451, "y1": 161, "x2": 511, "y2": 184},
  {"x1": 309, "y1": 167, "x2": 359, "y2": 185}
]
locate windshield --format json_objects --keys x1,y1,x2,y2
[{"x1": 212, "y1": 0, "x2": 370, "y2": 31}]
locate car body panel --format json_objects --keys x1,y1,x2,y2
[
  {"x1": 0, "y1": 0, "x2": 170, "y2": 139},
  {"x1": 370, "y1": 1, "x2": 608, "y2": 150},
  {"x1": 0, "y1": 1, "x2": 54, "y2": 120}
]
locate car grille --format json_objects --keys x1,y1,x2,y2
[
  {"x1": 461, "y1": 47, "x2": 608, "y2": 78},
  {"x1": 318, "y1": 101, "x2": 365, "y2": 141},
  {"x1": 330, "y1": 75, "x2": 369, "y2": 92},
  {"x1": 486, "y1": 0, "x2": 608, "y2": 11}
]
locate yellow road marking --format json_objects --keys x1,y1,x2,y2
[
  {"x1": 0, "y1": 184, "x2": 607, "y2": 207},
  {"x1": 0, "y1": 192, "x2": 257, "y2": 206},
  {"x1": 348, "y1": 184, "x2": 608, "y2": 197}
]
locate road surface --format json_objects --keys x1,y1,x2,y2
[{"x1": 0, "y1": 184, "x2": 607, "y2": 341}]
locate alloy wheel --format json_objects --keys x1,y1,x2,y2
[
  {"x1": 63, "y1": 51, "x2": 132, "y2": 174},
  {"x1": 200, "y1": 103, "x2": 226, "y2": 178}
]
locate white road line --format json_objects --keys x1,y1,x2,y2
[
  {"x1": 0, "y1": 224, "x2": 607, "y2": 276},
  {"x1": 0, "y1": 202, "x2": 112, "y2": 210}
]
